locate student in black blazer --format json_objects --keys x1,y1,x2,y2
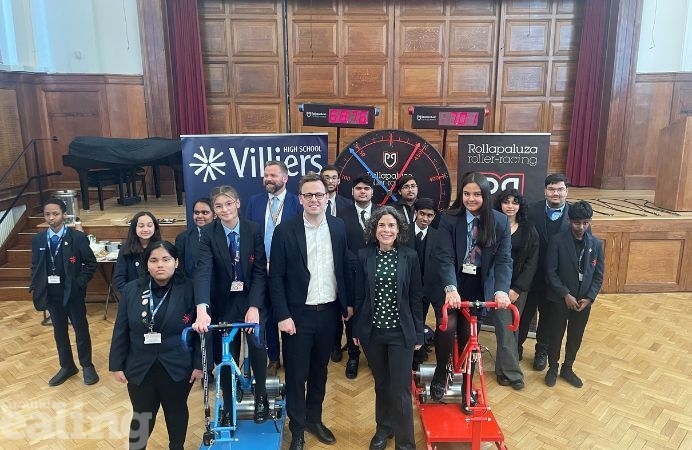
[
  {"x1": 31, "y1": 198, "x2": 98, "y2": 387},
  {"x1": 391, "y1": 174, "x2": 418, "y2": 224},
  {"x1": 433, "y1": 172, "x2": 513, "y2": 413},
  {"x1": 321, "y1": 164, "x2": 353, "y2": 217},
  {"x1": 269, "y1": 174, "x2": 350, "y2": 450},
  {"x1": 114, "y1": 211, "x2": 162, "y2": 294},
  {"x1": 519, "y1": 173, "x2": 571, "y2": 371},
  {"x1": 334, "y1": 173, "x2": 379, "y2": 378},
  {"x1": 109, "y1": 241, "x2": 202, "y2": 450},
  {"x1": 352, "y1": 206, "x2": 424, "y2": 450},
  {"x1": 192, "y1": 185, "x2": 270, "y2": 424},
  {"x1": 544, "y1": 201, "x2": 604, "y2": 388},
  {"x1": 174, "y1": 197, "x2": 214, "y2": 278}
]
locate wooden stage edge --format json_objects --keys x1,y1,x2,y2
[{"x1": 72, "y1": 188, "x2": 692, "y2": 295}]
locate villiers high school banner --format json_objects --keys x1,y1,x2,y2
[
  {"x1": 457, "y1": 133, "x2": 550, "y2": 203},
  {"x1": 181, "y1": 133, "x2": 328, "y2": 228}
]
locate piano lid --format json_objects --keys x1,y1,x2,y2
[{"x1": 68, "y1": 136, "x2": 181, "y2": 165}]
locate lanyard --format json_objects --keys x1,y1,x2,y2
[
  {"x1": 577, "y1": 247, "x2": 585, "y2": 275},
  {"x1": 148, "y1": 280, "x2": 171, "y2": 330},
  {"x1": 267, "y1": 197, "x2": 285, "y2": 226},
  {"x1": 48, "y1": 228, "x2": 67, "y2": 272}
]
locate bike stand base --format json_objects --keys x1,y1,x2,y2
[
  {"x1": 199, "y1": 416, "x2": 286, "y2": 450},
  {"x1": 418, "y1": 403, "x2": 506, "y2": 450}
]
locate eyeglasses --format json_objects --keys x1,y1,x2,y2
[
  {"x1": 546, "y1": 187, "x2": 567, "y2": 193},
  {"x1": 193, "y1": 210, "x2": 211, "y2": 215},
  {"x1": 213, "y1": 199, "x2": 238, "y2": 211},
  {"x1": 300, "y1": 192, "x2": 326, "y2": 200},
  {"x1": 401, "y1": 184, "x2": 418, "y2": 190}
]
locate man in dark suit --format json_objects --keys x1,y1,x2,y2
[
  {"x1": 30, "y1": 198, "x2": 98, "y2": 386},
  {"x1": 321, "y1": 164, "x2": 353, "y2": 217},
  {"x1": 243, "y1": 160, "x2": 303, "y2": 376},
  {"x1": 404, "y1": 198, "x2": 442, "y2": 368},
  {"x1": 392, "y1": 174, "x2": 418, "y2": 224},
  {"x1": 543, "y1": 201, "x2": 604, "y2": 388},
  {"x1": 193, "y1": 185, "x2": 270, "y2": 423},
  {"x1": 519, "y1": 173, "x2": 571, "y2": 371},
  {"x1": 334, "y1": 173, "x2": 377, "y2": 378},
  {"x1": 269, "y1": 173, "x2": 351, "y2": 450}
]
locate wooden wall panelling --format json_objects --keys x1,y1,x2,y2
[
  {"x1": 0, "y1": 88, "x2": 28, "y2": 189},
  {"x1": 670, "y1": 73, "x2": 692, "y2": 123},
  {"x1": 596, "y1": 231, "x2": 621, "y2": 294},
  {"x1": 199, "y1": 0, "x2": 285, "y2": 134}
]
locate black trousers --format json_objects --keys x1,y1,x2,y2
[
  {"x1": 282, "y1": 303, "x2": 339, "y2": 435},
  {"x1": 362, "y1": 327, "x2": 416, "y2": 450},
  {"x1": 126, "y1": 360, "x2": 193, "y2": 450},
  {"x1": 517, "y1": 286, "x2": 551, "y2": 355},
  {"x1": 544, "y1": 300, "x2": 592, "y2": 367},
  {"x1": 334, "y1": 313, "x2": 360, "y2": 358},
  {"x1": 219, "y1": 324, "x2": 268, "y2": 407},
  {"x1": 47, "y1": 294, "x2": 93, "y2": 368}
]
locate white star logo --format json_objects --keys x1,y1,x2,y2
[{"x1": 188, "y1": 146, "x2": 226, "y2": 182}]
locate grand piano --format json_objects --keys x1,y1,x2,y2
[{"x1": 63, "y1": 136, "x2": 184, "y2": 210}]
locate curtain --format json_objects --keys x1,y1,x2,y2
[
  {"x1": 566, "y1": 0, "x2": 611, "y2": 186},
  {"x1": 167, "y1": 0, "x2": 209, "y2": 135}
]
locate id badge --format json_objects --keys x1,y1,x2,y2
[
  {"x1": 144, "y1": 332, "x2": 162, "y2": 344},
  {"x1": 578, "y1": 273, "x2": 583, "y2": 282},
  {"x1": 462, "y1": 263, "x2": 477, "y2": 275},
  {"x1": 230, "y1": 281, "x2": 244, "y2": 292},
  {"x1": 48, "y1": 275, "x2": 61, "y2": 284}
]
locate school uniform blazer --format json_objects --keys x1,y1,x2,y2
[
  {"x1": 405, "y1": 226, "x2": 444, "y2": 305},
  {"x1": 114, "y1": 251, "x2": 146, "y2": 294},
  {"x1": 352, "y1": 245, "x2": 424, "y2": 349},
  {"x1": 175, "y1": 227, "x2": 201, "y2": 278},
  {"x1": 527, "y1": 200, "x2": 570, "y2": 287},
  {"x1": 337, "y1": 204, "x2": 379, "y2": 253},
  {"x1": 510, "y1": 221, "x2": 540, "y2": 294},
  {"x1": 30, "y1": 228, "x2": 96, "y2": 310},
  {"x1": 268, "y1": 214, "x2": 350, "y2": 323},
  {"x1": 109, "y1": 278, "x2": 202, "y2": 385},
  {"x1": 193, "y1": 218, "x2": 267, "y2": 319},
  {"x1": 545, "y1": 230, "x2": 604, "y2": 304},
  {"x1": 243, "y1": 191, "x2": 303, "y2": 229},
  {"x1": 331, "y1": 194, "x2": 353, "y2": 216},
  {"x1": 435, "y1": 209, "x2": 513, "y2": 301}
]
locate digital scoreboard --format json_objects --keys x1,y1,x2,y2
[
  {"x1": 299, "y1": 103, "x2": 379, "y2": 129},
  {"x1": 410, "y1": 106, "x2": 486, "y2": 130}
]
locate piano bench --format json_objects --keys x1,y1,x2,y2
[{"x1": 86, "y1": 168, "x2": 147, "y2": 211}]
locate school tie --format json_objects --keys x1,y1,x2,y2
[
  {"x1": 415, "y1": 231, "x2": 425, "y2": 275},
  {"x1": 229, "y1": 231, "x2": 244, "y2": 282},
  {"x1": 360, "y1": 210, "x2": 367, "y2": 229},
  {"x1": 265, "y1": 196, "x2": 279, "y2": 256},
  {"x1": 327, "y1": 199, "x2": 334, "y2": 216},
  {"x1": 467, "y1": 218, "x2": 481, "y2": 266},
  {"x1": 50, "y1": 234, "x2": 60, "y2": 253}
]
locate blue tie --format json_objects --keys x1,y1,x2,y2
[
  {"x1": 50, "y1": 234, "x2": 60, "y2": 253},
  {"x1": 228, "y1": 231, "x2": 244, "y2": 282},
  {"x1": 265, "y1": 196, "x2": 279, "y2": 256}
]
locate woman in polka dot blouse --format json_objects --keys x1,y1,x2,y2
[{"x1": 352, "y1": 206, "x2": 424, "y2": 450}]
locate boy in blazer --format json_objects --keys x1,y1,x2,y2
[
  {"x1": 30, "y1": 198, "x2": 98, "y2": 386},
  {"x1": 543, "y1": 200, "x2": 604, "y2": 388}
]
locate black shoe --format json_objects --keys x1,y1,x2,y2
[
  {"x1": 497, "y1": 374, "x2": 524, "y2": 390},
  {"x1": 496, "y1": 374, "x2": 511, "y2": 386},
  {"x1": 345, "y1": 357, "x2": 359, "y2": 379},
  {"x1": 533, "y1": 352, "x2": 547, "y2": 371},
  {"x1": 330, "y1": 347, "x2": 343, "y2": 362},
  {"x1": 545, "y1": 366, "x2": 558, "y2": 387},
  {"x1": 220, "y1": 410, "x2": 231, "y2": 427},
  {"x1": 429, "y1": 380, "x2": 445, "y2": 402},
  {"x1": 253, "y1": 393, "x2": 270, "y2": 423},
  {"x1": 306, "y1": 422, "x2": 336, "y2": 445},
  {"x1": 48, "y1": 366, "x2": 79, "y2": 386},
  {"x1": 289, "y1": 433, "x2": 305, "y2": 450},
  {"x1": 560, "y1": 366, "x2": 583, "y2": 388},
  {"x1": 83, "y1": 366, "x2": 99, "y2": 385},
  {"x1": 369, "y1": 432, "x2": 394, "y2": 450}
]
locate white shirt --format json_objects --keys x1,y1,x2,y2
[
  {"x1": 355, "y1": 203, "x2": 373, "y2": 228},
  {"x1": 304, "y1": 215, "x2": 337, "y2": 305},
  {"x1": 414, "y1": 224, "x2": 427, "y2": 240}
]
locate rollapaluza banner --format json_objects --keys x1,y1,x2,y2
[
  {"x1": 457, "y1": 133, "x2": 550, "y2": 203},
  {"x1": 181, "y1": 133, "x2": 328, "y2": 228}
]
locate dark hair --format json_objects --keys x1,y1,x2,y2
[
  {"x1": 493, "y1": 188, "x2": 528, "y2": 223},
  {"x1": 44, "y1": 198, "x2": 67, "y2": 213},
  {"x1": 320, "y1": 164, "x2": 338, "y2": 173},
  {"x1": 141, "y1": 240, "x2": 185, "y2": 284},
  {"x1": 265, "y1": 159, "x2": 288, "y2": 174},
  {"x1": 193, "y1": 197, "x2": 212, "y2": 210},
  {"x1": 568, "y1": 200, "x2": 592, "y2": 220},
  {"x1": 121, "y1": 211, "x2": 162, "y2": 256},
  {"x1": 413, "y1": 197, "x2": 436, "y2": 213},
  {"x1": 396, "y1": 174, "x2": 417, "y2": 192},
  {"x1": 298, "y1": 172, "x2": 327, "y2": 192},
  {"x1": 450, "y1": 172, "x2": 496, "y2": 247},
  {"x1": 364, "y1": 206, "x2": 409, "y2": 247},
  {"x1": 545, "y1": 173, "x2": 569, "y2": 187},
  {"x1": 352, "y1": 173, "x2": 373, "y2": 187}
]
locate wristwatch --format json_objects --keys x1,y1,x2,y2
[{"x1": 444, "y1": 285, "x2": 457, "y2": 293}]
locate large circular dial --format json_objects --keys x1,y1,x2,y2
[{"x1": 334, "y1": 129, "x2": 451, "y2": 210}]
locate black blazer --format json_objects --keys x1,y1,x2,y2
[
  {"x1": 404, "y1": 226, "x2": 444, "y2": 305},
  {"x1": 435, "y1": 210, "x2": 513, "y2": 301},
  {"x1": 526, "y1": 200, "x2": 570, "y2": 287},
  {"x1": 175, "y1": 227, "x2": 201, "y2": 278},
  {"x1": 268, "y1": 214, "x2": 350, "y2": 323},
  {"x1": 510, "y1": 221, "x2": 540, "y2": 294},
  {"x1": 30, "y1": 227, "x2": 96, "y2": 310},
  {"x1": 109, "y1": 278, "x2": 202, "y2": 385},
  {"x1": 545, "y1": 230, "x2": 604, "y2": 304},
  {"x1": 393, "y1": 202, "x2": 415, "y2": 224},
  {"x1": 337, "y1": 203, "x2": 378, "y2": 252},
  {"x1": 194, "y1": 218, "x2": 267, "y2": 320},
  {"x1": 352, "y1": 245, "x2": 424, "y2": 348},
  {"x1": 114, "y1": 251, "x2": 146, "y2": 294}
]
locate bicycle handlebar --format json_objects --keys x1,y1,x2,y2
[
  {"x1": 438, "y1": 301, "x2": 519, "y2": 332},
  {"x1": 181, "y1": 322, "x2": 261, "y2": 351}
]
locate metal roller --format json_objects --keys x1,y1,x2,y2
[
  {"x1": 414, "y1": 364, "x2": 466, "y2": 403},
  {"x1": 226, "y1": 375, "x2": 285, "y2": 420}
]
